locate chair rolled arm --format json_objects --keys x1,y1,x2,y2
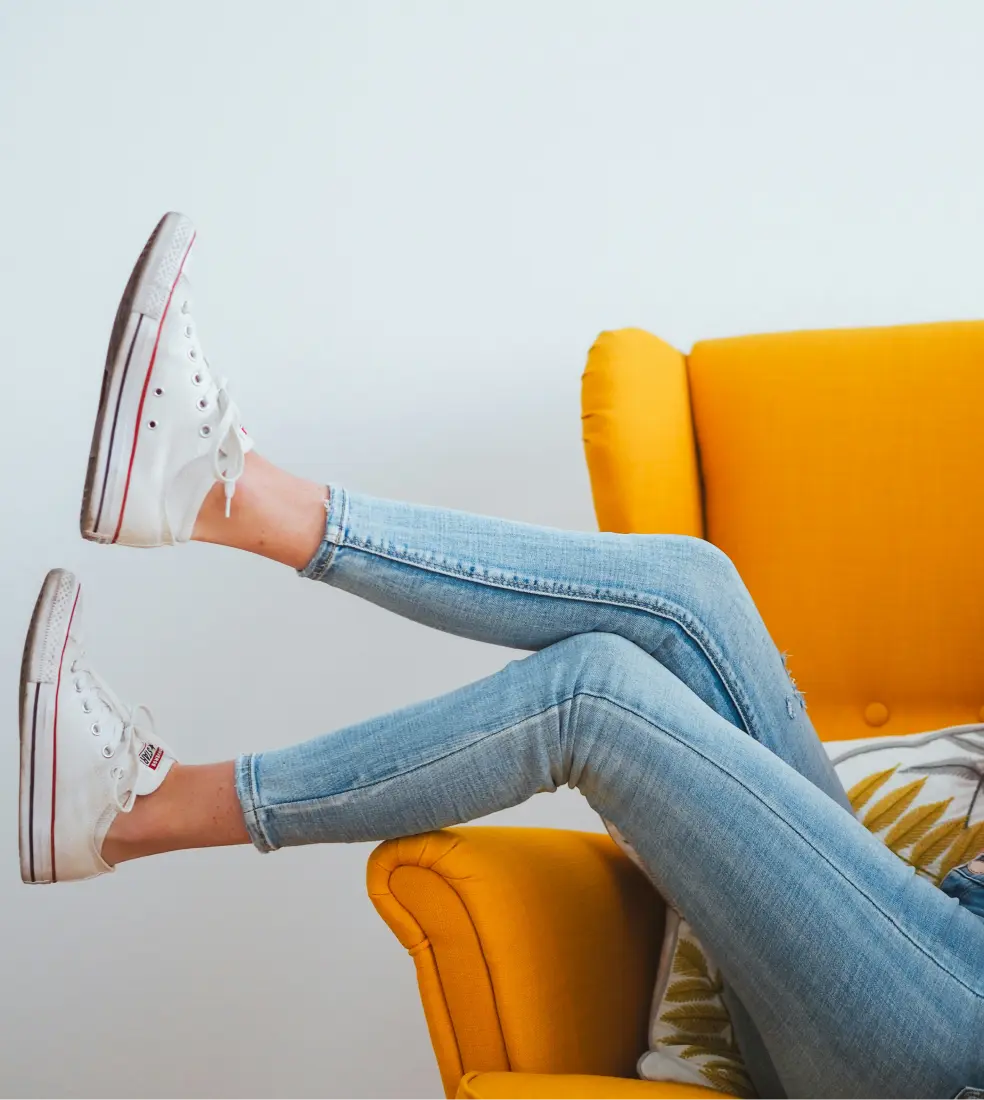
[{"x1": 367, "y1": 826, "x2": 664, "y2": 1099}]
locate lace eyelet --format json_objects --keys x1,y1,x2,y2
[
  {"x1": 191, "y1": 372, "x2": 203, "y2": 386},
  {"x1": 112, "y1": 766, "x2": 124, "y2": 780},
  {"x1": 147, "y1": 420, "x2": 158, "y2": 430},
  {"x1": 188, "y1": 347, "x2": 198, "y2": 362},
  {"x1": 74, "y1": 679, "x2": 84, "y2": 693},
  {"x1": 101, "y1": 744, "x2": 114, "y2": 758},
  {"x1": 184, "y1": 325, "x2": 193, "y2": 338},
  {"x1": 154, "y1": 387, "x2": 164, "y2": 397},
  {"x1": 200, "y1": 425, "x2": 212, "y2": 438},
  {"x1": 81, "y1": 700, "x2": 92, "y2": 714},
  {"x1": 90, "y1": 722, "x2": 101, "y2": 736},
  {"x1": 197, "y1": 397, "x2": 209, "y2": 412},
  {"x1": 70, "y1": 659, "x2": 79, "y2": 673},
  {"x1": 181, "y1": 300, "x2": 190, "y2": 314}
]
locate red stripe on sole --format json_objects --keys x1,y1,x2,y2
[
  {"x1": 50, "y1": 584, "x2": 81, "y2": 883},
  {"x1": 111, "y1": 230, "x2": 197, "y2": 544}
]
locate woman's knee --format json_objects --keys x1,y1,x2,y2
[
  {"x1": 549, "y1": 631, "x2": 658, "y2": 697},
  {"x1": 545, "y1": 634, "x2": 674, "y2": 804},
  {"x1": 648, "y1": 535, "x2": 758, "y2": 647},
  {"x1": 671, "y1": 535, "x2": 744, "y2": 593}
]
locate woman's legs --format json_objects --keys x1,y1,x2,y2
[
  {"x1": 193, "y1": 458, "x2": 849, "y2": 813},
  {"x1": 108, "y1": 632, "x2": 984, "y2": 1098},
  {"x1": 180, "y1": 461, "x2": 984, "y2": 1096},
  {"x1": 70, "y1": 209, "x2": 979, "y2": 1095},
  {"x1": 188, "y1": 457, "x2": 851, "y2": 1095}
]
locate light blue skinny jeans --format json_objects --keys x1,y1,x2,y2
[{"x1": 234, "y1": 487, "x2": 984, "y2": 1100}]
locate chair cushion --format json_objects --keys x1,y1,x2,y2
[{"x1": 456, "y1": 1071, "x2": 735, "y2": 1098}]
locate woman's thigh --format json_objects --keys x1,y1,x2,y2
[{"x1": 567, "y1": 636, "x2": 984, "y2": 1100}]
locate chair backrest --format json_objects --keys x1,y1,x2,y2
[{"x1": 582, "y1": 321, "x2": 984, "y2": 742}]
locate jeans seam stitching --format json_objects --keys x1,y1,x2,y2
[
  {"x1": 252, "y1": 700, "x2": 573, "y2": 810},
  {"x1": 309, "y1": 489, "x2": 349, "y2": 581},
  {"x1": 339, "y1": 538, "x2": 758, "y2": 739}
]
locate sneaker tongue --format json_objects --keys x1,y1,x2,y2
[{"x1": 132, "y1": 735, "x2": 176, "y2": 796}]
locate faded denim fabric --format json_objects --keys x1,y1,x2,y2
[
  {"x1": 236, "y1": 487, "x2": 984, "y2": 1099},
  {"x1": 941, "y1": 860, "x2": 984, "y2": 919}
]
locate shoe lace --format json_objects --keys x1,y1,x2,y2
[
  {"x1": 207, "y1": 373, "x2": 247, "y2": 518},
  {"x1": 72, "y1": 663, "x2": 167, "y2": 812},
  {"x1": 182, "y1": 286, "x2": 246, "y2": 520}
]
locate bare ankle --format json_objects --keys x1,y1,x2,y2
[
  {"x1": 102, "y1": 761, "x2": 249, "y2": 866},
  {"x1": 191, "y1": 452, "x2": 328, "y2": 570}
]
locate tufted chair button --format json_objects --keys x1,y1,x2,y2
[{"x1": 863, "y1": 702, "x2": 889, "y2": 727}]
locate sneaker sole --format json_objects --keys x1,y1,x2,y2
[
  {"x1": 19, "y1": 569, "x2": 82, "y2": 884},
  {"x1": 79, "y1": 212, "x2": 196, "y2": 544}
]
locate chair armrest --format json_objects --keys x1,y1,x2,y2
[
  {"x1": 367, "y1": 826, "x2": 664, "y2": 1099},
  {"x1": 582, "y1": 328, "x2": 703, "y2": 536}
]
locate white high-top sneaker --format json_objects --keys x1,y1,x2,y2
[
  {"x1": 80, "y1": 212, "x2": 252, "y2": 547},
  {"x1": 19, "y1": 569, "x2": 177, "y2": 883}
]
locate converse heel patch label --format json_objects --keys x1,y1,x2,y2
[{"x1": 138, "y1": 742, "x2": 164, "y2": 770}]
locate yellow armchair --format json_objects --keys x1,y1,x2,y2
[{"x1": 368, "y1": 321, "x2": 984, "y2": 1098}]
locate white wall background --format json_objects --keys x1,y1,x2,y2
[{"x1": 1, "y1": 2, "x2": 982, "y2": 1096}]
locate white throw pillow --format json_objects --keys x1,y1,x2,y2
[{"x1": 606, "y1": 721, "x2": 984, "y2": 1098}]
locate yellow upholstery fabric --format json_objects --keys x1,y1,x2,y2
[
  {"x1": 583, "y1": 321, "x2": 984, "y2": 742},
  {"x1": 581, "y1": 328, "x2": 704, "y2": 538},
  {"x1": 686, "y1": 322, "x2": 984, "y2": 741},
  {"x1": 456, "y1": 1071, "x2": 730, "y2": 1099},
  {"x1": 369, "y1": 320, "x2": 981, "y2": 1098},
  {"x1": 367, "y1": 828, "x2": 664, "y2": 1098}
]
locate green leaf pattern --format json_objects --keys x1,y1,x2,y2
[{"x1": 654, "y1": 931, "x2": 755, "y2": 1097}]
